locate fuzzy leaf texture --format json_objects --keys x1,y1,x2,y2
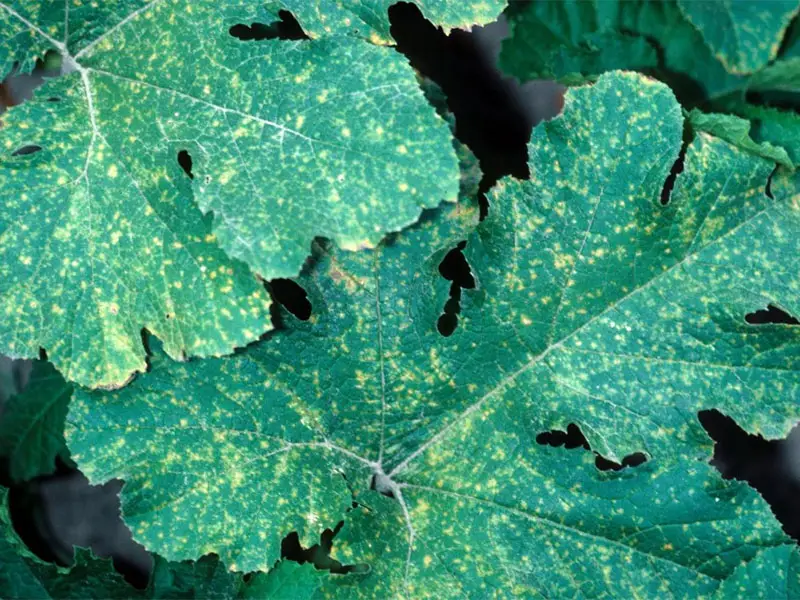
[
  {"x1": 0, "y1": 0, "x2": 484, "y2": 388},
  {"x1": 66, "y1": 72, "x2": 800, "y2": 597},
  {"x1": 500, "y1": 0, "x2": 800, "y2": 105}
]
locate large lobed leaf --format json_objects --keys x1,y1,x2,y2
[
  {"x1": 67, "y1": 72, "x2": 800, "y2": 596},
  {"x1": 0, "y1": 0, "x2": 510, "y2": 388}
]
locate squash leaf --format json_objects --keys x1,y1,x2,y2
[
  {"x1": 0, "y1": 0, "x2": 467, "y2": 388},
  {"x1": 500, "y1": 0, "x2": 800, "y2": 106},
  {"x1": 676, "y1": 0, "x2": 800, "y2": 75},
  {"x1": 686, "y1": 108, "x2": 795, "y2": 169},
  {"x1": 715, "y1": 544, "x2": 800, "y2": 597},
  {"x1": 1, "y1": 483, "x2": 298, "y2": 598},
  {"x1": 67, "y1": 72, "x2": 800, "y2": 595},
  {"x1": 719, "y1": 102, "x2": 800, "y2": 168},
  {"x1": 267, "y1": 0, "x2": 506, "y2": 44}
]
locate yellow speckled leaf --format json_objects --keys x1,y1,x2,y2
[
  {"x1": 67, "y1": 72, "x2": 800, "y2": 595},
  {"x1": 272, "y1": 0, "x2": 506, "y2": 43},
  {"x1": 677, "y1": 0, "x2": 800, "y2": 75},
  {"x1": 0, "y1": 0, "x2": 461, "y2": 387}
]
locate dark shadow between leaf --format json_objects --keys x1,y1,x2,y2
[{"x1": 699, "y1": 409, "x2": 800, "y2": 542}]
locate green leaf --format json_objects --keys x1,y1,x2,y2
[
  {"x1": 0, "y1": 0, "x2": 68, "y2": 79},
  {"x1": 501, "y1": 0, "x2": 800, "y2": 107},
  {"x1": 723, "y1": 103, "x2": 800, "y2": 168},
  {"x1": 676, "y1": 0, "x2": 800, "y2": 74},
  {"x1": 268, "y1": 0, "x2": 506, "y2": 44},
  {"x1": 1, "y1": 484, "x2": 251, "y2": 598},
  {"x1": 148, "y1": 554, "x2": 243, "y2": 599},
  {"x1": 687, "y1": 108, "x2": 794, "y2": 169},
  {"x1": 0, "y1": 1, "x2": 460, "y2": 388},
  {"x1": 67, "y1": 72, "x2": 800, "y2": 594},
  {"x1": 0, "y1": 359, "x2": 72, "y2": 482},
  {"x1": 715, "y1": 544, "x2": 800, "y2": 598},
  {"x1": 0, "y1": 485, "x2": 143, "y2": 599},
  {"x1": 242, "y1": 562, "x2": 326, "y2": 599},
  {"x1": 500, "y1": 0, "x2": 743, "y2": 102},
  {"x1": 65, "y1": 198, "x2": 480, "y2": 573}
]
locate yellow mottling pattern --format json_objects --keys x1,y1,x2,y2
[
  {"x1": 0, "y1": 0, "x2": 465, "y2": 387},
  {"x1": 277, "y1": 0, "x2": 505, "y2": 42},
  {"x1": 677, "y1": 0, "x2": 800, "y2": 75}
]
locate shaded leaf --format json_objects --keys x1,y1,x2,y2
[
  {"x1": 0, "y1": 360, "x2": 72, "y2": 482},
  {"x1": 676, "y1": 0, "x2": 799, "y2": 74},
  {"x1": 1, "y1": 484, "x2": 254, "y2": 598},
  {"x1": 500, "y1": 0, "x2": 800, "y2": 108}
]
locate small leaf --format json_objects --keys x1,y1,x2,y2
[{"x1": 687, "y1": 108, "x2": 794, "y2": 168}]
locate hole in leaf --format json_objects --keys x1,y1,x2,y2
[
  {"x1": 46, "y1": 96, "x2": 60, "y2": 102},
  {"x1": 437, "y1": 312, "x2": 458, "y2": 337},
  {"x1": 699, "y1": 409, "x2": 800, "y2": 541},
  {"x1": 439, "y1": 242, "x2": 475, "y2": 289},
  {"x1": 267, "y1": 278, "x2": 312, "y2": 321},
  {"x1": 280, "y1": 521, "x2": 367, "y2": 574},
  {"x1": 177, "y1": 149, "x2": 193, "y2": 179},
  {"x1": 536, "y1": 423, "x2": 590, "y2": 450},
  {"x1": 11, "y1": 144, "x2": 42, "y2": 157},
  {"x1": 595, "y1": 452, "x2": 648, "y2": 472},
  {"x1": 536, "y1": 423, "x2": 647, "y2": 471},
  {"x1": 228, "y1": 11, "x2": 309, "y2": 42},
  {"x1": 765, "y1": 164, "x2": 778, "y2": 200},
  {"x1": 660, "y1": 144, "x2": 686, "y2": 206},
  {"x1": 745, "y1": 304, "x2": 799, "y2": 326},
  {"x1": 436, "y1": 242, "x2": 475, "y2": 337}
]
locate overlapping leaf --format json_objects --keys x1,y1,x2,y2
[
  {"x1": 0, "y1": 0, "x2": 482, "y2": 387},
  {"x1": 0, "y1": 484, "x2": 251, "y2": 598},
  {"x1": 268, "y1": 0, "x2": 506, "y2": 43},
  {"x1": 501, "y1": 0, "x2": 800, "y2": 104},
  {"x1": 67, "y1": 72, "x2": 800, "y2": 595},
  {"x1": 676, "y1": 0, "x2": 799, "y2": 74},
  {"x1": 687, "y1": 109, "x2": 795, "y2": 169}
]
